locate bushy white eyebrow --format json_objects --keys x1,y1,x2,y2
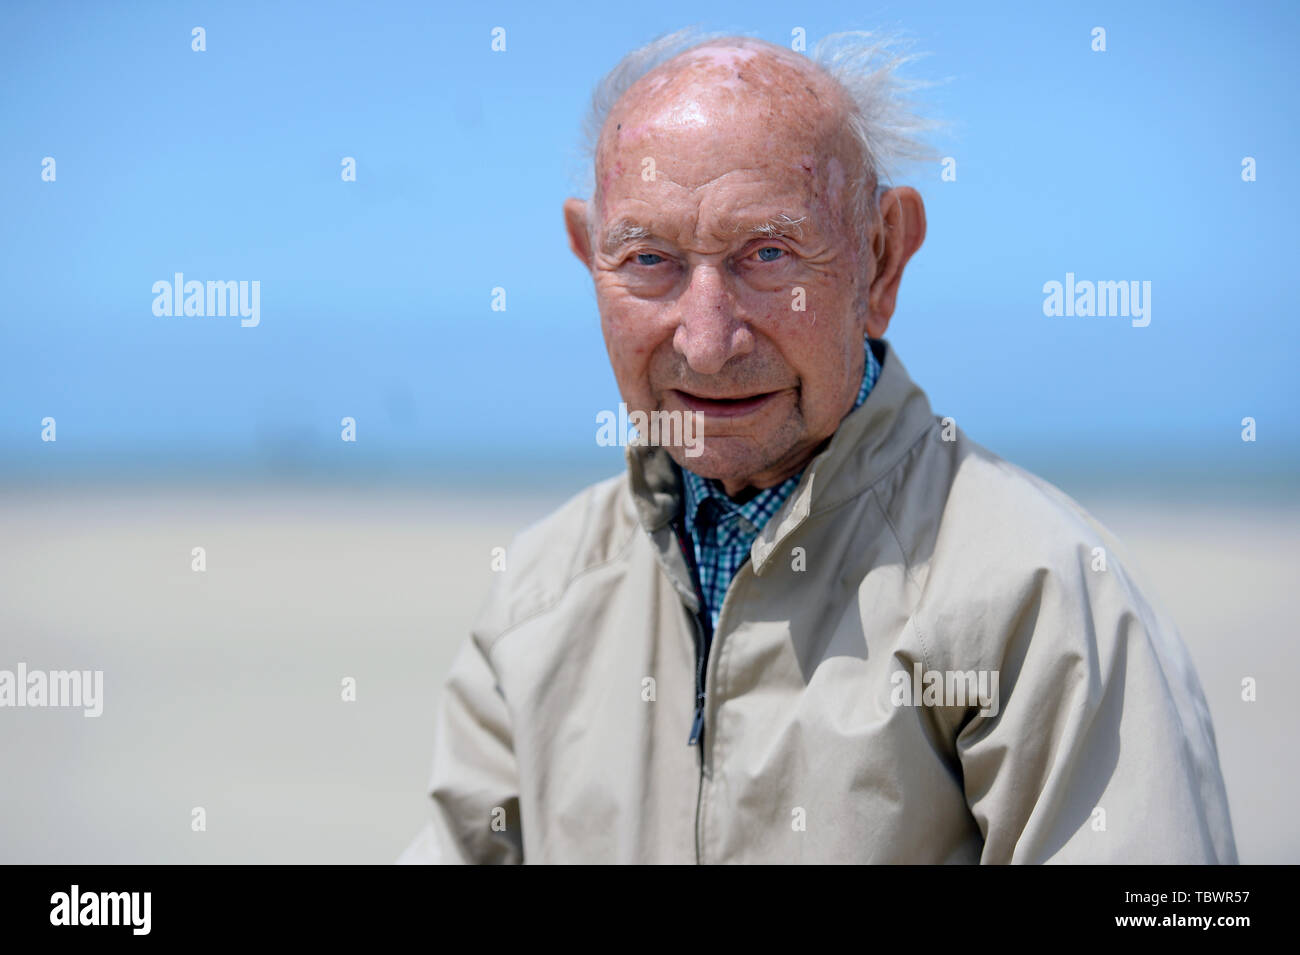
[
  {"x1": 601, "y1": 213, "x2": 809, "y2": 256},
  {"x1": 747, "y1": 213, "x2": 807, "y2": 240},
  {"x1": 600, "y1": 220, "x2": 652, "y2": 255}
]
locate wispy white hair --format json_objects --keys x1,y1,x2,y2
[{"x1": 574, "y1": 26, "x2": 943, "y2": 276}]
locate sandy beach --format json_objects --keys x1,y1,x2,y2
[{"x1": 0, "y1": 483, "x2": 1295, "y2": 863}]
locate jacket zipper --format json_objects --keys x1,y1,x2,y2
[
  {"x1": 687, "y1": 607, "x2": 707, "y2": 865},
  {"x1": 671, "y1": 512, "x2": 712, "y2": 862},
  {"x1": 677, "y1": 513, "x2": 711, "y2": 749},
  {"x1": 688, "y1": 607, "x2": 708, "y2": 746}
]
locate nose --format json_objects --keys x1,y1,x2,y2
[{"x1": 671, "y1": 264, "x2": 754, "y2": 376}]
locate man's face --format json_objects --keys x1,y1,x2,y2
[{"x1": 566, "y1": 43, "x2": 922, "y2": 494}]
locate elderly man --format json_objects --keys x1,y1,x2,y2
[{"x1": 401, "y1": 30, "x2": 1236, "y2": 864}]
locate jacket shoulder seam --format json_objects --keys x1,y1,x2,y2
[
  {"x1": 483, "y1": 520, "x2": 640, "y2": 653},
  {"x1": 870, "y1": 485, "x2": 935, "y2": 673}
]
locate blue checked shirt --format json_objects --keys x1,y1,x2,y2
[{"x1": 680, "y1": 337, "x2": 882, "y2": 632}]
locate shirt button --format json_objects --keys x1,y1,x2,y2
[{"x1": 737, "y1": 518, "x2": 756, "y2": 535}]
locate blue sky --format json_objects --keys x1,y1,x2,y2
[{"x1": 2, "y1": 0, "x2": 1297, "y2": 486}]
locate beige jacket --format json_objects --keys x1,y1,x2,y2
[{"x1": 401, "y1": 340, "x2": 1236, "y2": 864}]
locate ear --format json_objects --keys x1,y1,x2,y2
[
  {"x1": 564, "y1": 198, "x2": 593, "y2": 268},
  {"x1": 866, "y1": 187, "x2": 926, "y2": 338}
]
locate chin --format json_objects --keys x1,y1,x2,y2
[{"x1": 667, "y1": 440, "x2": 768, "y2": 485}]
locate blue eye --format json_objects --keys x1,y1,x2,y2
[
  {"x1": 756, "y1": 247, "x2": 784, "y2": 262},
  {"x1": 635, "y1": 252, "x2": 664, "y2": 266}
]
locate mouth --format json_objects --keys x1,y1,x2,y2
[{"x1": 671, "y1": 388, "x2": 784, "y2": 418}]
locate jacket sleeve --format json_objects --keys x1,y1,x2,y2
[
  {"x1": 397, "y1": 630, "x2": 524, "y2": 864},
  {"x1": 951, "y1": 540, "x2": 1237, "y2": 864}
]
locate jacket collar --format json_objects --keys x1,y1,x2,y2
[{"x1": 626, "y1": 338, "x2": 936, "y2": 578}]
